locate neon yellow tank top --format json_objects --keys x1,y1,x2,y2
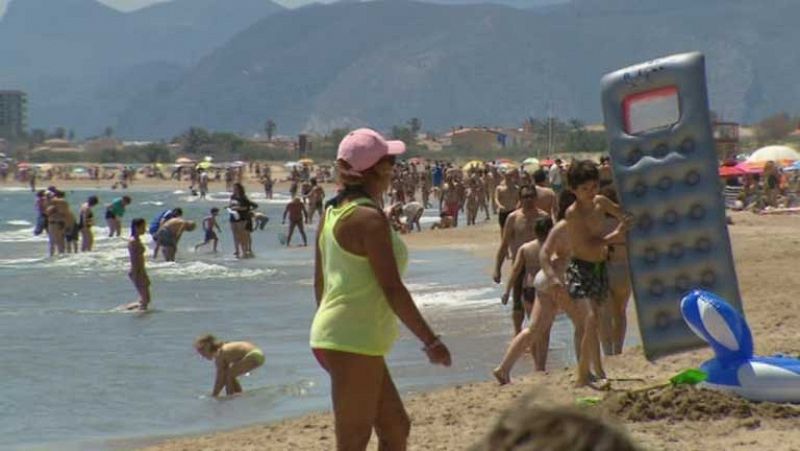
[{"x1": 309, "y1": 198, "x2": 408, "y2": 356}]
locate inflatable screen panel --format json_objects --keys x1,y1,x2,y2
[{"x1": 600, "y1": 52, "x2": 743, "y2": 360}]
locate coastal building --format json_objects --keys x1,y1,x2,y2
[
  {"x1": 713, "y1": 121, "x2": 739, "y2": 160},
  {"x1": 0, "y1": 90, "x2": 27, "y2": 139}
]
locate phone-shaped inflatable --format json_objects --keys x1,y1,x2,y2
[{"x1": 601, "y1": 52, "x2": 743, "y2": 360}]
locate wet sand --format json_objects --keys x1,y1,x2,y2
[{"x1": 126, "y1": 211, "x2": 800, "y2": 450}]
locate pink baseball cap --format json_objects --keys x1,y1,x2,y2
[{"x1": 337, "y1": 128, "x2": 405, "y2": 176}]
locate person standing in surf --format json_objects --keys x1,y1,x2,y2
[
  {"x1": 79, "y1": 195, "x2": 99, "y2": 252},
  {"x1": 123, "y1": 218, "x2": 151, "y2": 311},
  {"x1": 311, "y1": 128, "x2": 451, "y2": 451},
  {"x1": 105, "y1": 195, "x2": 131, "y2": 238}
]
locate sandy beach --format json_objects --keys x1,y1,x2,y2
[{"x1": 92, "y1": 205, "x2": 799, "y2": 451}]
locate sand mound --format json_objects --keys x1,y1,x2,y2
[{"x1": 601, "y1": 385, "x2": 800, "y2": 422}]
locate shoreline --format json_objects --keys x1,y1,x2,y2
[{"x1": 133, "y1": 211, "x2": 800, "y2": 450}]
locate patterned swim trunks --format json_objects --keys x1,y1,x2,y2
[{"x1": 566, "y1": 258, "x2": 609, "y2": 302}]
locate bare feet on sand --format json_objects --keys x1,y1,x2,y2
[{"x1": 492, "y1": 368, "x2": 510, "y2": 385}]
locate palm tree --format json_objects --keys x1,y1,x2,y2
[{"x1": 264, "y1": 119, "x2": 277, "y2": 141}]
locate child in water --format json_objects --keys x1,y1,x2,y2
[
  {"x1": 195, "y1": 207, "x2": 222, "y2": 253},
  {"x1": 194, "y1": 334, "x2": 265, "y2": 397},
  {"x1": 123, "y1": 218, "x2": 151, "y2": 311}
]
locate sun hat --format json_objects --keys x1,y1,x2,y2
[{"x1": 337, "y1": 128, "x2": 405, "y2": 176}]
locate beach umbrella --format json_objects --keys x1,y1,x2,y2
[
  {"x1": 408, "y1": 157, "x2": 424, "y2": 165},
  {"x1": 746, "y1": 145, "x2": 800, "y2": 163},
  {"x1": 463, "y1": 160, "x2": 484, "y2": 171},
  {"x1": 298, "y1": 158, "x2": 314, "y2": 166},
  {"x1": 0, "y1": 152, "x2": 5, "y2": 158},
  {"x1": 522, "y1": 157, "x2": 540, "y2": 172},
  {"x1": 203, "y1": 155, "x2": 213, "y2": 162},
  {"x1": 175, "y1": 157, "x2": 195, "y2": 164},
  {"x1": 196, "y1": 161, "x2": 212, "y2": 170},
  {"x1": 540, "y1": 159, "x2": 555, "y2": 167},
  {"x1": 719, "y1": 165, "x2": 746, "y2": 177},
  {"x1": 736, "y1": 162, "x2": 764, "y2": 174},
  {"x1": 17, "y1": 162, "x2": 29, "y2": 168},
  {"x1": 284, "y1": 161, "x2": 300, "y2": 168},
  {"x1": 782, "y1": 161, "x2": 800, "y2": 172}
]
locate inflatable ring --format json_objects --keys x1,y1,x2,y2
[{"x1": 680, "y1": 290, "x2": 800, "y2": 403}]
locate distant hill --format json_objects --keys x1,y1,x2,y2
[
  {"x1": 117, "y1": 0, "x2": 800, "y2": 138},
  {"x1": 0, "y1": 0, "x2": 284, "y2": 135}
]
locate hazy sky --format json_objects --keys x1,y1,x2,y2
[{"x1": 0, "y1": 0, "x2": 326, "y2": 16}]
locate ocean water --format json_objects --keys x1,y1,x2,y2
[{"x1": 0, "y1": 187, "x2": 579, "y2": 450}]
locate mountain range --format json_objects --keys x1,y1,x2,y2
[{"x1": 3, "y1": 0, "x2": 800, "y2": 139}]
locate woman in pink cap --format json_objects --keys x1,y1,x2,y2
[{"x1": 310, "y1": 128, "x2": 452, "y2": 450}]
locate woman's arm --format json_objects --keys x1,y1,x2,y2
[
  {"x1": 313, "y1": 214, "x2": 325, "y2": 306},
  {"x1": 211, "y1": 358, "x2": 226, "y2": 397}
]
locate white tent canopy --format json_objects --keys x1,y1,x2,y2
[{"x1": 746, "y1": 145, "x2": 800, "y2": 162}]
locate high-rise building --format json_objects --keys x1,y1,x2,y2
[{"x1": 0, "y1": 90, "x2": 27, "y2": 139}]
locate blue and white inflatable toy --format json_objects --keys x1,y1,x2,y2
[{"x1": 681, "y1": 289, "x2": 800, "y2": 403}]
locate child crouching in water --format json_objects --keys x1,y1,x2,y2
[
  {"x1": 123, "y1": 218, "x2": 151, "y2": 311},
  {"x1": 194, "y1": 334, "x2": 265, "y2": 397}
]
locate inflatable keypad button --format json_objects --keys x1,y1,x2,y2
[
  {"x1": 680, "y1": 138, "x2": 695, "y2": 154},
  {"x1": 689, "y1": 204, "x2": 706, "y2": 220},
  {"x1": 655, "y1": 311, "x2": 671, "y2": 329},
  {"x1": 685, "y1": 170, "x2": 701, "y2": 186},
  {"x1": 675, "y1": 274, "x2": 692, "y2": 291},
  {"x1": 644, "y1": 246, "x2": 659, "y2": 264},
  {"x1": 668, "y1": 242, "x2": 684, "y2": 259},
  {"x1": 657, "y1": 176, "x2": 673, "y2": 191},
  {"x1": 695, "y1": 237, "x2": 712, "y2": 253},
  {"x1": 654, "y1": 143, "x2": 670, "y2": 158},
  {"x1": 650, "y1": 279, "x2": 665, "y2": 297},
  {"x1": 628, "y1": 148, "x2": 644, "y2": 166},
  {"x1": 637, "y1": 214, "x2": 654, "y2": 232},
  {"x1": 701, "y1": 270, "x2": 716, "y2": 288}
]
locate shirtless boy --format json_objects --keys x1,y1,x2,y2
[
  {"x1": 559, "y1": 160, "x2": 629, "y2": 386},
  {"x1": 493, "y1": 185, "x2": 548, "y2": 335},
  {"x1": 282, "y1": 197, "x2": 308, "y2": 246}
]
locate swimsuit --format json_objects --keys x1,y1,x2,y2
[
  {"x1": 204, "y1": 229, "x2": 218, "y2": 242},
  {"x1": 243, "y1": 349, "x2": 265, "y2": 367},
  {"x1": 155, "y1": 228, "x2": 177, "y2": 247},
  {"x1": 566, "y1": 258, "x2": 609, "y2": 302},
  {"x1": 498, "y1": 210, "x2": 511, "y2": 228}
]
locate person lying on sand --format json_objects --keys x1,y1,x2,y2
[{"x1": 194, "y1": 334, "x2": 265, "y2": 397}]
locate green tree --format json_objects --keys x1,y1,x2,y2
[
  {"x1": 104, "y1": 126, "x2": 114, "y2": 138},
  {"x1": 68, "y1": 129, "x2": 75, "y2": 141},
  {"x1": 391, "y1": 125, "x2": 415, "y2": 148},
  {"x1": 140, "y1": 143, "x2": 171, "y2": 163},
  {"x1": 755, "y1": 112, "x2": 795, "y2": 144},
  {"x1": 52, "y1": 127, "x2": 66, "y2": 139},
  {"x1": 264, "y1": 119, "x2": 277, "y2": 141},
  {"x1": 30, "y1": 129, "x2": 47, "y2": 144},
  {"x1": 408, "y1": 117, "x2": 422, "y2": 135},
  {"x1": 181, "y1": 127, "x2": 211, "y2": 153},
  {"x1": 210, "y1": 132, "x2": 245, "y2": 154}
]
